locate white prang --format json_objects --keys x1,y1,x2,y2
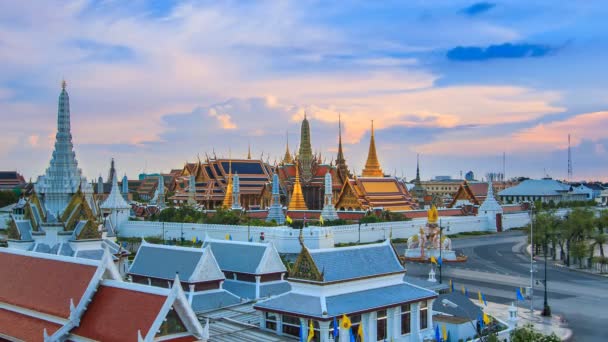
[{"x1": 35, "y1": 82, "x2": 85, "y2": 217}]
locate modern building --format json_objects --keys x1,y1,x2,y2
[
  {"x1": 128, "y1": 242, "x2": 242, "y2": 313},
  {"x1": 498, "y1": 178, "x2": 589, "y2": 204},
  {"x1": 254, "y1": 239, "x2": 437, "y2": 341},
  {"x1": 0, "y1": 248, "x2": 205, "y2": 342},
  {"x1": 203, "y1": 238, "x2": 291, "y2": 300}
]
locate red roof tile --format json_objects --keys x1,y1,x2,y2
[
  {"x1": 0, "y1": 252, "x2": 97, "y2": 318},
  {"x1": 0, "y1": 308, "x2": 62, "y2": 342},
  {"x1": 72, "y1": 285, "x2": 167, "y2": 342}
]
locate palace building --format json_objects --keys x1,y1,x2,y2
[
  {"x1": 254, "y1": 239, "x2": 438, "y2": 341},
  {"x1": 335, "y1": 122, "x2": 417, "y2": 212}
]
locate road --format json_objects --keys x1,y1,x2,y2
[{"x1": 398, "y1": 231, "x2": 608, "y2": 341}]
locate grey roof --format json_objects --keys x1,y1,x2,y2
[
  {"x1": 75, "y1": 249, "x2": 104, "y2": 260},
  {"x1": 34, "y1": 243, "x2": 51, "y2": 253},
  {"x1": 498, "y1": 179, "x2": 585, "y2": 197},
  {"x1": 260, "y1": 282, "x2": 291, "y2": 298},
  {"x1": 190, "y1": 290, "x2": 241, "y2": 313},
  {"x1": 223, "y1": 280, "x2": 256, "y2": 299},
  {"x1": 14, "y1": 221, "x2": 33, "y2": 240},
  {"x1": 324, "y1": 283, "x2": 436, "y2": 317},
  {"x1": 204, "y1": 241, "x2": 267, "y2": 274},
  {"x1": 129, "y1": 244, "x2": 203, "y2": 280},
  {"x1": 59, "y1": 243, "x2": 74, "y2": 256},
  {"x1": 403, "y1": 275, "x2": 449, "y2": 292},
  {"x1": 432, "y1": 292, "x2": 482, "y2": 320},
  {"x1": 255, "y1": 293, "x2": 322, "y2": 318},
  {"x1": 222, "y1": 280, "x2": 291, "y2": 300},
  {"x1": 308, "y1": 243, "x2": 403, "y2": 282},
  {"x1": 256, "y1": 282, "x2": 436, "y2": 319}
]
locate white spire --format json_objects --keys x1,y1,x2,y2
[{"x1": 101, "y1": 167, "x2": 130, "y2": 209}]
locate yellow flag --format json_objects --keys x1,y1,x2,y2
[
  {"x1": 341, "y1": 314, "x2": 352, "y2": 329},
  {"x1": 461, "y1": 285, "x2": 465, "y2": 295},
  {"x1": 307, "y1": 320, "x2": 315, "y2": 342},
  {"x1": 442, "y1": 324, "x2": 448, "y2": 341},
  {"x1": 478, "y1": 291, "x2": 483, "y2": 305},
  {"x1": 286, "y1": 215, "x2": 293, "y2": 224},
  {"x1": 483, "y1": 312, "x2": 491, "y2": 325},
  {"x1": 191, "y1": 236, "x2": 196, "y2": 243},
  {"x1": 430, "y1": 255, "x2": 437, "y2": 264},
  {"x1": 225, "y1": 233, "x2": 230, "y2": 240},
  {"x1": 319, "y1": 215, "x2": 324, "y2": 225},
  {"x1": 357, "y1": 322, "x2": 364, "y2": 341}
]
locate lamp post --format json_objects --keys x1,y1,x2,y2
[
  {"x1": 542, "y1": 226, "x2": 551, "y2": 317},
  {"x1": 529, "y1": 202, "x2": 535, "y2": 315},
  {"x1": 358, "y1": 220, "x2": 361, "y2": 244}
]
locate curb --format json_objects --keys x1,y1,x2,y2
[{"x1": 524, "y1": 244, "x2": 608, "y2": 278}]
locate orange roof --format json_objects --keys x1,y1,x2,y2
[
  {"x1": 0, "y1": 308, "x2": 61, "y2": 342},
  {"x1": 0, "y1": 252, "x2": 97, "y2": 318},
  {"x1": 72, "y1": 284, "x2": 167, "y2": 342}
]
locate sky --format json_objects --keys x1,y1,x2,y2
[{"x1": 1, "y1": 1, "x2": 607, "y2": 182}]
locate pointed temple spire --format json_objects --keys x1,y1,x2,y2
[
  {"x1": 288, "y1": 161, "x2": 308, "y2": 211},
  {"x1": 108, "y1": 158, "x2": 116, "y2": 185},
  {"x1": 283, "y1": 131, "x2": 293, "y2": 164},
  {"x1": 247, "y1": 144, "x2": 252, "y2": 160},
  {"x1": 298, "y1": 113, "x2": 313, "y2": 181},
  {"x1": 361, "y1": 120, "x2": 383, "y2": 177},
  {"x1": 101, "y1": 162, "x2": 130, "y2": 210},
  {"x1": 416, "y1": 154, "x2": 421, "y2": 182},
  {"x1": 34, "y1": 80, "x2": 84, "y2": 216},
  {"x1": 266, "y1": 172, "x2": 285, "y2": 224},
  {"x1": 336, "y1": 113, "x2": 350, "y2": 183},
  {"x1": 320, "y1": 171, "x2": 339, "y2": 220}
]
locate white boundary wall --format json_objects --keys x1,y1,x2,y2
[{"x1": 117, "y1": 210, "x2": 536, "y2": 253}]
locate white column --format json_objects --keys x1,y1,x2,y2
[
  {"x1": 388, "y1": 307, "x2": 399, "y2": 340},
  {"x1": 411, "y1": 303, "x2": 420, "y2": 338},
  {"x1": 427, "y1": 299, "x2": 435, "y2": 335},
  {"x1": 319, "y1": 320, "x2": 330, "y2": 342},
  {"x1": 255, "y1": 275, "x2": 261, "y2": 299},
  {"x1": 362, "y1": 312, "x2": 376, "y2": 342}
]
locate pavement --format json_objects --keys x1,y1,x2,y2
[
  {"x1": 397, "y1": 230, "x2": 608, "y2": 341},
  {"x1": 483, "y1": 301, "x2": 572, "y2": 341}
]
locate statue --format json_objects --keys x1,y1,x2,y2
[{"x1": 405, "y1": 205, "x2": 456, "y2": 261}]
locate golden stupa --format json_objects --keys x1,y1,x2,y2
[
  {"x1": 222, "y1": 160, "x2": 233, "y2": 208},
  {"x1": 361, "y1": 120, "x2": 383, "y2": 177},
  {"x1": 288, "y1": 161, "x2": 308, "y2": 210}
]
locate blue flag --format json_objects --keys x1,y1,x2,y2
[
  {"x1": 516, "y1": 288, "x2": 525, "y2": 301},
  {"x1": 299, "y1": 320, "x2": 305, "y2": 342},
  {"x1": 435, "y1": 325, "x2": 441, "y2": 342},
  {"x1": 437, "y1": 256, "x2": 443, "y2": 266},
  {"x1": 350, "y1": 329, "x2": 356, "y2": 342},
  {"x1": 450, "y1": 279, "x2": 454, "y2": 293},
  {"x1": 333, "y1": 317, "x2": 339, "y2": 339},
  {"x1": 248, "y1": 236, "x2": 253, "y2": 242},
  {"x1": 482, "y1": 293, "x2": 488, "y2": 306},
  {"x1": 478, "y1": 314, "x2": 484, "y2": 330}
]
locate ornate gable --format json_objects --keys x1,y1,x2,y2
[
  {"x1": 335, "y1": 180, "x2": 363, "y2": 211},
  {"x1": 448, "y1": 181, "x2": 480, "y2": 208},
  {"x1": 62, "y1": 190, "x2": 96, "y2": 231},
  {"x1": 290, "y1": 247, "x2": 323, "y2": 282}
]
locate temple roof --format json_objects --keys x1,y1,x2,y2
[
  {"x1": 336, "y1": 177, "x2": 417, "y2": 211},
  {"x1": 203, "y1": 238, "x2": 286, "y2": 275}
]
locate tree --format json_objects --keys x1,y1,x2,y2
[
  {"x1": 561, "y1": 208, "x2": 595, "y2": 266},
  {"x1": 590, "y1": 231, "x2": 606, "y2": 259},
  {"x1": 0, "y1": 190, "x2": 18, "y2": 208},
  {"x1": 510, "y1": 324, "x2": 560, "y2": 342},
  {"x1": 570, "y1": 240, "x2": 588, "y2": 268}
]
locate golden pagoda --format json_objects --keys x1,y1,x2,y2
[
  {"x1": 283, "y1": 131, "x2": 294, "y2": 164},
  {"x1": 361, "y1": 120, "x2": 383, "y2": 177},
  {"x1": 222, "y1": 160, "x2": 233, "y2": 208},
  {"x1": 288, "y1": 161, "x2": 308, "y2": 210}
]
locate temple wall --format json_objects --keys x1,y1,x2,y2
[{"x1": 118, "y1": 210, "x2": 538, "y2": 253}]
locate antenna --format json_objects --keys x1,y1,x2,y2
[
  {"x1": 502, "y1": 152, "x2": 506, "y2": 181},
  {"x1": 567, "y1": 134, "x2": 573, "y2": 182}
]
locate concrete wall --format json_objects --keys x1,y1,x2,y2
[{"x1": 117, "y1": 210, "x2": 534, "y2": 253}]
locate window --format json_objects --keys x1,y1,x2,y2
[
  {"x1": 282, "y1": 315, "x2": 301, "y2": 337},
  {"x1": 265, "y1": 312, "x2": 277, "y2": 331},
  {"x1": 419, "y1": 301, "x2": 428, "y2": 330},
  {"x1": 400, "y1": 304, "x2": 411, "y2": 335},
  {"x1": 377, "y1": 310, "x2": 387, "y2": 341}
]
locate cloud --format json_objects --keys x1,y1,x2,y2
[
  {"x1": 69, "y1": 39, "x2": 135, "y2": 63},
  {"x1": 461, "y1": 2, "x2": 496, "y2": 16},
  {"x1": 447, "y1": 43, "x2": 556, "y2": 61}
]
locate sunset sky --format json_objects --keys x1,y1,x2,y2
[{"x1": 1, "y1": 1, "x2": 607, "y2": 182}]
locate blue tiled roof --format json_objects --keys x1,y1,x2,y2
[
  {"x1": 76, "y1": 249, "x2": 104, "y2": 260},
  {"x1": 129, "y1": 244, "x2": 203, "y2": 280},
  {"x1": 204, "y1": 241, "x2": 266, "y2": 274},
  {"x1": 190, "y1": 290, "x2": 241, "y2": 313},
  {"x1": 223, "y1": 280, "x2": 256, "y2": 299},
  {"x1": 498, "y1": 179, "x2": 585, "y2": 196},
  {"x1": 308, "y1": 243, "x2": 403, "y2": 282},
  {"x1": 433, "y1": 292, "x2": 481, "y2": 319},
  {"x1": 255, "y1": 293, "x2": 322, "y2": 318},
  {"x1": 260, "y1": 282, "x2": 291, "y2": 298},
  {"x1": 59, "y1": 243, "x2": 74, "y2": 256},
  {"x1": 325, "y1": 283, "x2": 435, "y2": 317},
  {"x1": 403, "y1": 275, "x2": 449, "y2": 292},
  {"x1": 34, "y1": 243, "x2": 51, "y2": 253},
  {"x1": 220, "y1": 162, "x2": 265, "y2": 175},
  {"x1": 14, "y1": 221, "x2": 33, "y2": 240}
]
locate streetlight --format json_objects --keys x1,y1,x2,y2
[
  {"x1": 542, "y1": 226, "x2": 551, "y2": 317},
  {"x1": 358, "y1": 220, "x2": 361, "y2": 244},
  {"x1": 442, "y1": 299, "x2": 486, "y2": 342},
  {"x1": 529, "y1": 202, "x2": 535, "y2": 315}
]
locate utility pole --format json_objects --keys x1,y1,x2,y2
[
  {"x1": 529, "y1": 202, "x2": 535, "y2": 314},
  {"x1": 439, "y1": 218, "x2": 443, "y2": 284}
]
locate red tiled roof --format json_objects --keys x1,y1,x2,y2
[
  {"x1": 0, "y1": 309, "x2": 62, "y2": 342},
  {"x1": 72, "y1": 285, "x2": 167, "y2": 342},
  {"x1": 164, "y1": 336, "x2": 199, "y2": 342},
  {"x1": 0, "y1": 252, "x2": 97, "y2": 318}
]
